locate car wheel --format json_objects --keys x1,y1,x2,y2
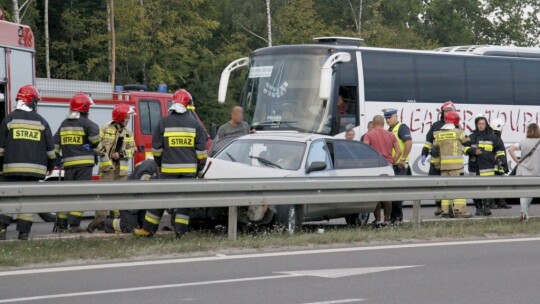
[
  {"x1": 38, "y1": 213, "x2": 56, "y2": 222},
  {"x1": 276, "y1": 205, "x2": 303, "y2": 235}
]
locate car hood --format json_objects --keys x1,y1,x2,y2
[{"x1": 203, "y1": 158, "x2": 295, "y2": 179}]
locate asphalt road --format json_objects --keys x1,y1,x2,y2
[
  {"x1": 1, "y1": 237, "x2": 540, "y2": 304},
  {"x1": 3, "y1": 203, "x2": 523, "y2": 240}
]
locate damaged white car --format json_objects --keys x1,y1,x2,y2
[{"x1": 204, "y1": 132, "x2": 394, "y2": 233}]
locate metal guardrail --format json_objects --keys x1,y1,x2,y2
[{"x1": 0, "y1": 176, "x2": 537, "y2": 239}]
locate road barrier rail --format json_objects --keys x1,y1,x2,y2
[{"x1": 0, "y1": 176, "x2": 536, "y2": 239}]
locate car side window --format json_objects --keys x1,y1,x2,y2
[
  {"x1": 333, "y1": 140, "x2": 388, "y2": 169},
  {"x1": 306, "y1": 140, "x2": 332, "y2": 170}
]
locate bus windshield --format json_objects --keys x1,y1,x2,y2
[{"x1": 241, "y1": 53, "x2": 332, "y2": 134}]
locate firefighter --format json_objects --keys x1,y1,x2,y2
[
  {"x1": 490, "y1": 118, "x2": 511, "y2": 209},
  {"x1": 53, "y1": 93, "x2": 101, "y2": 233},
  {"x1": 468, "y1": 114, "x2": 507, "y2": 216},
  {"x1": 0, "y1": 85, "x2": 55, "y2": 240},
  {"x1": 134, "y1": 89, "x2": 207, "y2": 238},
  {"x1": 86, "y1": 103, "x2": 137, "y2": 233},
  {"x1": 421, "y1": 101, "x2": 456, "y2": 216},
  {"x1": 432, "y1": 111, "x2": 477, "y2": 218},
  {"x1": 383, "y1": 108, "x2": 412, "y2": 223},
  {"x1": 103, "y1": 159, "x2": 159, "y2": 234}
]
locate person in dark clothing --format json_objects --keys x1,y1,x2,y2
[
  {"x1": 468, "y1": 114, "x2": 507, "y2": 216},
  {"x1": 421, "y1": 101, "x2": 456, "y2": 216},
  {"x1": 383, "y1": 108, "x2": 413, "y2": 223},
  {"x1": 54, "y1": 93, "x2": 101, "y2": 233},
  {"x1": 0, "y1": 85, "x2": 55, "y2": 240},
  {"x1": 134, "y1": 89, "x2": 207, "y2": 238},
  {"x1": 103, "y1": 159, "x2": 159, "y2": 234}
]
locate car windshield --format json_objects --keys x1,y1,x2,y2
[
  {"x1": 215, "y1": 139, "x2": 306, "y2": 171},
  {"x1": 241, "y1": 53, "x2": 332, "y2": 134}
]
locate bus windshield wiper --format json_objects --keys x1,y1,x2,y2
[
  {"x1": 252, "y1": 120, "x2": 298, "y2": 129},
  {"x1": 248, "y1": 155, "x2": 282, "y2": 169},
  {"x1": 225, "y1": 152, "x2": 237, "y2": 162}
]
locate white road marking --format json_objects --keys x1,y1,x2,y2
[
  {"x1": 0, "y1": 237, "x2": 539, "y2": 277},
  {"x1": 298, "y1": 299, "x2": 364, "y2": 304},
  {"x1": 0, "y1": 266, "x2": 417, "y2": 303},
  {"x1": 277, "y1": 265, "x2": 420, "y2": 278}
]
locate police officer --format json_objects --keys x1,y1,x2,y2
[
  {"x1": 103, "y1": 159, "x2": 159, "y2": 234},
  {"x1": 432, "y1": 112, "x2": 477, "y2": 218},
  {"x1": 86, "y1": 103, "x2": 137, "y2": 233},
  {"x1": 134, "y1": 89, "x2": 207, "y2": 238},
  {"x1": 469, "y1": 114, "x2": 506, "y2": 216},
  {"x1": 383, "y1": 108, "x2": 412, "y2": 223},
  {"x1": 421, "y1": 101, "x2": 456, "y2": 216},
  {"x1": 53, "y1": 93, "x2": 101, "y2": 233},
  {"x1": 0, "y1": 85, "x2": 55, "y2": 240},
  {"x1": 490, "y1": 118, "x2": 511, "y2": 209}
]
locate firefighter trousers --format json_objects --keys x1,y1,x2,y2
[
  {"x1": 141, "y1": 174, "x2": 194, "y2": 235},
  {"x1": 94, "y1": 168, "x2": 127, "y2": 221},
  {"x1": 0, "y1": 176, "x2": 41, "y2": 234},
  {"x1": 440, "y1": 170, "x2": 468, "y2": 215},
  {"x1": 104, "y1": 210, "x2": 145, "y2": 233},
  {"x1": 429, "y1": 163, "x2": 442, "y2": 210},
  {"x1": 56, "y1": 166, "x2": 93, "y2": 229}
]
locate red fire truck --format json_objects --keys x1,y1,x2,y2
[{"x1": 1, "y1": 18, "x2": 213, "y2": 174}]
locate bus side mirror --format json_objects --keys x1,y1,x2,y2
[
  {"x1": 218, "y1": 57, "x2": 250, "y2": 104},
  {"x1": 210, "y1": 123, "x2": 217, "y2": 140},
  {"x1": 319, "y1": 52, "x2": 351, "y2": 101},
  {"x1": 0, "y1": 93, "x2": 4, "y2": 102}
]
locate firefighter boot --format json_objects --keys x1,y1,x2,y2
[
  {"x1": 55, "y1": 213, "x2": 69, "y2": 233},
  {"x1": 482, "y1": 199, "x2": 492, "y2": 216},
  {"x1": 441, "y1": 200, "x2": 452, "y2": 218},
  {"x1": 173, "y1": 213, "x2": 190, "y2": 239},
  {"x1": 133, "y1": 228, "x2": 153, "y2": 237},
  {"x1": 18, "y1": 232, "x2": 29, "y2": 240},
  {"x1": 86, "y1": 217, "x2": 105, "y2": 233},
  {"x1": 0, "y1": 225, "x2": 6, "y2": 241},
  {"x1": 474, "y1": 199, "x2": 483, "y2": 216},
  {"x1": 453, "y1": 199, "x2": 473, "y2": 218},
  {"x1": 495, "y1": 198, "x2": 512, "y2": 209},
  {"x1": 434, "y1": 201, "x2": 443, "y2": 216}
]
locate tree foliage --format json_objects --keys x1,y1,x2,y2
[{"x1": 0, "y1": 0, "x2": 538, "y2": 126}]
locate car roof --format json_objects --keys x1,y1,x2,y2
[{"x1": 236, "y1": 131, "x2": 331, "y2": 143}]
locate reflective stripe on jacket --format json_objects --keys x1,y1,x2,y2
[
  {"x1": 54, "y1": 115, "x2": 100, "y2": 168},
  {"x1": 152, "y1": 112, "x2": 207, "y2": 176},
  {"x1": 97, "y1": 122, "x2": 136, "y2": 176}
]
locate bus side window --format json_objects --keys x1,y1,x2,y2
[{"x1": 338, "y1": 86, "x2": 358, "y2": 133}]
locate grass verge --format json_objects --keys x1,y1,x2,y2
[{"x1": 1, "y1": 218, "x2": 539, "y2": 268}]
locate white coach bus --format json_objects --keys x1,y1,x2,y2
[{"x1": 218, "y1": 37, "x2": 540, "y2": 174}]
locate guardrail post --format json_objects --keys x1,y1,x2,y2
[
  {"x1": 412, "y1": 200, "x2": 421, "y2": 228},
  {"x1": 228, "y1": 206, "x2": 238, "y2": 240}
]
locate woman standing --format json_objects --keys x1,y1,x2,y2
[{"x1": 508, "y1": 123, "x2": 540, "y2": 221}]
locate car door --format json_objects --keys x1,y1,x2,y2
[
  {"x1": 303, "y1": 139, "x2": 335, "y2": 177},
  {"x1": 330, "y1": 140, "x2": 393, "y2": 177}
]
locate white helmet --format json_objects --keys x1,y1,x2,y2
[{"x1": 491, "y1": 118, "x2": 505, "y2": 132}]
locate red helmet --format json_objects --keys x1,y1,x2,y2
[
  {"x1": 170, "y1": 89, "x2": 193, "y2": 113},
  {"x1": 70, "y1": 93, "x2": 94, "y2": 113},
  {"x1": 16, "y1": 85, "x2": 41, "y2": 107},
  {"x1": 441, "y1": 101, "x2": 456, "y2": 111},
  {"x1": 445, "y1": 111, "x2": 460, "y2": 125},
  {"x1": 112, "y1": 104, "x2": 136, "y2": 123}
]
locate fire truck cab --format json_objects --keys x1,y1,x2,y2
[
  {"x1": 37, "y1": 78, "x2": 212, "y2": 168},
  {"x1": 0, "y1": 19, "x2": 35, "y2": 121}
]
